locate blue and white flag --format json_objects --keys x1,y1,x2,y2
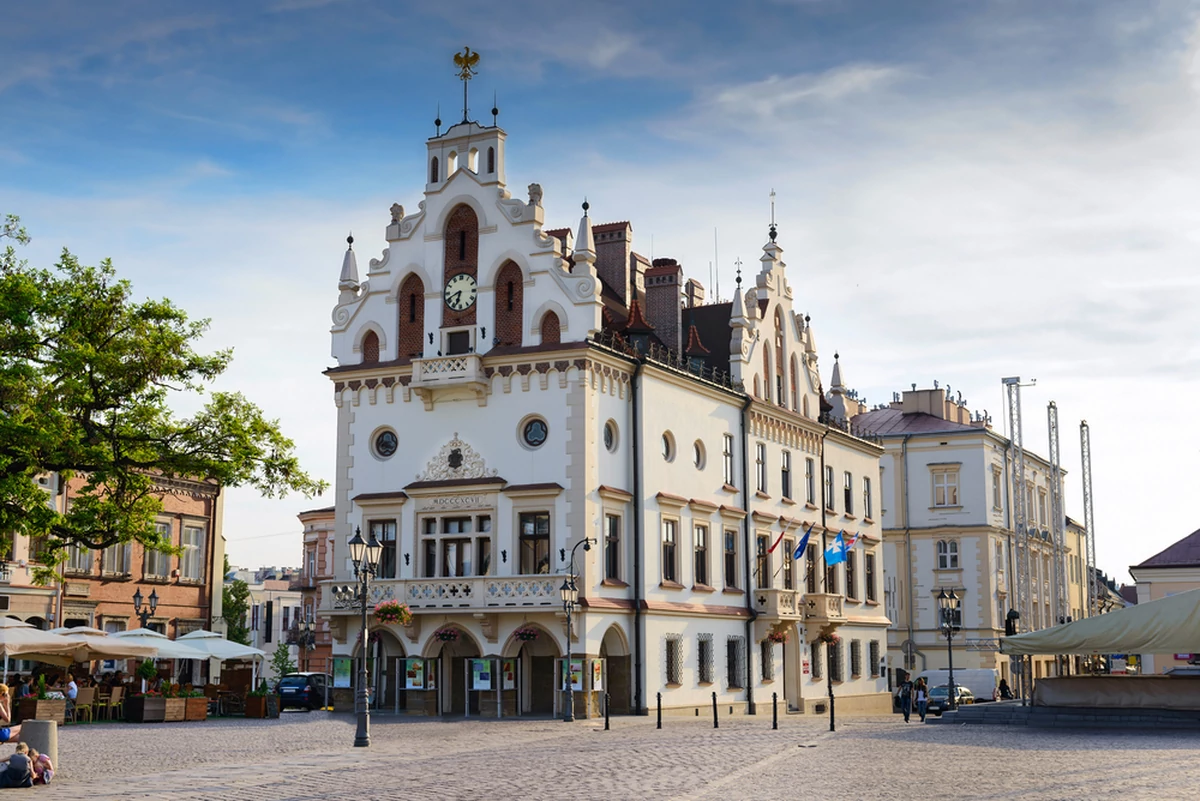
[
  {"x1": 824, "y1": 531, "x2": 849, "y2": 566},
  {"x1": 792, "y1": 523, "x2": 814, "y2": 560}
]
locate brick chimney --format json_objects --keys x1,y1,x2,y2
[
  {"x1": 645, "y1": 258, "x2": 683, "y2": 353},
  {"x1": 593, "y1": 222, "x2": 632, "y2": 307},
  {"x1": 684, "y1": 278, "x2": 705, "y2": 308}
]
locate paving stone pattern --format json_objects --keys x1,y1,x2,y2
[{"x1": 32, "y1": 711, "x2": 1200, "y2": 800}]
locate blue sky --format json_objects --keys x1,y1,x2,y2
[{"x1": 3, "y1": 0, "x2": 1199, "y2": 580}]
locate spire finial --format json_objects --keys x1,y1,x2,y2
[
  {"x1": 454, "y1": 47, "x2": 480, "y2": 123},
  {"x1": 769, "y1": 188, "x2": 777, "y2": 242},
  {"x1": 347, "y1": 232, "x2": 354, "y2": 248},
  {"x1": 734, "y1": 257, "x2": 743, "y2": 286},
  {"x1": 435, "y1": 103, "x2": 442, "y2": 135},
  {"x1": 492, "y1": 91, "x2": 499, "y2": 126},
  {"x1": 834, "y1": 351, "x2": 839, "y2": 360},
  {"x1": 582, "y1": 197, "x2": 589, "y2": 215}
]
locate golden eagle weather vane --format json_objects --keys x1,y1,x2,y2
[{"x1": 454, "y1": 46, "x2": 480, "y2": 123}]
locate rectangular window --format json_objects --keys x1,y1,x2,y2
[
  {"x1": 865, "y1": 553, "x2": 877, "y2": 602},
  {"x1": 519, "y1": 512, "x2": 551, "y2": 574},
  {"x1": 811, "y1": 641, "x2": 823, "y2": 679},
  {"x1": 992, "y1": 469, "x2": 1003, "y2": 511},
  {"x1": 761, "y1": 640, "x2": 774, "y2": 681},
  {"x1": 693, "y1": 524, "x2": 709, "y2": 586},
  {"x1": 282, "y1": 605, "x2": 290, "y2": 633},
  {"x1": 442, "y1": 516, "x2": 473, "y2": 535},
  {"x1": 869, "y1": 640, "x2": 880, "y2": 677},
  {"x1": 830, "y1": 640, "x2": 844, "y2": 682},
  {"x1": 726, "y1": 636, "x2": 745, "y2": 689},
  {"x1": 181, "y1": 524, "x2": 206, "y2": 582},
  {"x1": 604, "y1": 514, "x2": 621, "y2": 581},
  {"x1": 937, "y1": 540, "x2": 960, "y2": 570},
  {"x1": 476, "y1": 537, "x2": 492, "y2": 577},
  {"x1": 850, "y1": 639, "x2": 862, "y2": 678},
  {"x1": 863, "y1": 476, "x2": 873, "y2": 519},
  {"x1": 661, "y1": 519, "x2": 678, "y2": 584},
  {"x1": 845, "y1": 551, "x2": 857, "y2": 600},
  {"x1": 665, "y1": 636, "x2": 683, "y2": 685},
  {"x1": 843, "y1": 471, "x2": 854, "y2": 515},
  {"x1": 723, "y1": 434, "x2": 735, "y2": 486},
  {"x1": 824, "y1": 466, "x2": 835, "y2": 511},
  {"x1": 805, "y1": 458, "x2": 815, "y2": 505},
  {"x1": 806, "y1": 544, "x2": 818, "y2": 594},
  {"x1": 933, "y1": 469, "x2": 959, "y2": 507},
  {"x1": 441, "y1": 538, "x2": 471, "y2": 577},
  {"x1": 65, "y1": 543, "x2": 92, "y2": 575},
  {"x1": 781, "y1": 451, "x2": 792, "y2": 499},
  {"x1": 755, "y1": 534, "x2": 770, "y2": 589},
  {"x1": 423, "y1": 539, "x2": 436, "y2": 577},
  {"x1": 144, "y1": 522, "x2": 172, "y2": 578},
  {"x1": 1038, "y1": 490, "x2": 1047, "y2": 526},
  {"x1": 102, "y1": 541, "x2": 132, "y2": 576},
  {"x1": 1025, "y1": 483, "x2": 1035, "y2": 518},
  {"x1": 783, "y1": 539, "x2": 794, "y2": 590},
  {"x1": 370, "y1": 520, "x2": 397, "y2": 579},
  {"x1": 825, "y1": 550, "x2": 839, "y2": 595},
  {"x1": 251, "y1": 604, "x2": 260, "y2": 632},
  {"x1": 723, "y1": 529, "x2": 738, "y2": 588},
  {"x1": 756, "y1": 443, "x2": 767, "y2": 493},
  {"x1": 698, "y1": 635, "x2": 714, "y2": 683},
  {"x1": 264, "y1": 600, "x2": 273, "y2": 643}
]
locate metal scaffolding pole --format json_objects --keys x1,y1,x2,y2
[
  {"x1": 1047, "y1": 402, "x2": 1068, "y2": 626},
  {"x1": 1003, "y1": 377, "x2": 1032, "y2": 701},
  {"x1": 1080, "y1": 420, "x2": 1097, "y2": 618}
]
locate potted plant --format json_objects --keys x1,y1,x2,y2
[
  {"x1": 374, "y1": 600, "x2": 412, "y2": 626},
  {"x1": 245, "y1": 680, "x2": 270, "y2": 719},
  {"x1": 125, "y1": 689, "x2": 166, "y2": 723},
  {"x1": 766, "y1": 630, "x2": 788, "y2": 644},
  {"x1": 514, "y1": 627, "x2": 540, "y2": 642},
  {"x1": 434, "y1": 628, "x2": 459, "y2": 642},
  {"x1": 16, "y1": 675, "x2": 66, "y2": 725},
  {"x1": 183, "y1": 689, "x2": 209, "y2": 721},
  {"x1": 162, "y1": 685, "x2": 186, "y2": 722}
]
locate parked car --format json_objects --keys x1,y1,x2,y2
[
  {"x1": 925, "y1": 684, "x2": 974, "y2": 716},
  {"x1": 277, "y1": 672, "x2": 330, "y2": 711}
]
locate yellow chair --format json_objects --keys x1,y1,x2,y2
[{"x1": 68, "y1": 686, "x2": 97, "y2": 723}]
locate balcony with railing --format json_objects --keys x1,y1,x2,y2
[
  {"x1": 802, "y1": 593, "x2": 846, "y2": 627},
  {"x1": 753, "y1": 588, "x2": 804, "y2": 620},
  {"x1": 322, "y1": 574, "x2": 569, "y2": 614},
  {"x1": 409, "y1": 353, "x2": 489, "y2": 407}
]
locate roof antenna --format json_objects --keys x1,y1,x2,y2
[
  {"x1": 769, "y1": 188, "x2": 777, "y2": 242},
  {"x1": 492, "y1": 91, "x2": 499, "y2": 127},
  {"x1": 713, "y1": 227, "x2": 720, "y2": 303},
  {"x1": 454, "y1": 46, "x2": 480, "y2": 123},
  {"x1": 435, "y1": 103, "x2": 442, "y2": 136}
]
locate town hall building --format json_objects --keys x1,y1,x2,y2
[{"x1": 318, "y1": 92, "x2": 892, "y2": 717}]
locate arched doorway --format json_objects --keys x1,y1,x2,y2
[
  {"x1": 371, "y1": 628, "x2": 407, "y2": 712},
  {"x1": 600, "y1": 625, "x2": 632, "y2": 714},
  {"x1": 502, "y1": 624, "x2": 561, "y2": 716},
  {"x1": 425, "y1": 627, "x2": 482, "y2": 716}
]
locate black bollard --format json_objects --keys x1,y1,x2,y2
[
  {"x1": 604, "y1": 692, "x2": 610, "y2": 731},
  {"x1": 656, "y1": 692, "x2": 662, "y2": 729},
  {"x1": 712, "y1": 691, "x2": 719, "y2": 729},
  {"x1": 772, "y1": 692, "x2": 778, "y2": 730}
]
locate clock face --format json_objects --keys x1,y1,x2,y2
[{"x1": 444, "y1": 273, "x2": 477, "y2": 311}]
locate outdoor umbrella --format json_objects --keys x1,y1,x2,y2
[
  {"x1": 0, "y1": 618, "x2": 83, "y2": 680},
  {"x1": 40, "y1": 627, "x2": 159, "y2": 663},
  {"x1": 176, "y1": 630, "x2": 266, "y2": 686},
  {"x1": 110, "y1": 629, "x2": 211, "y2": 660}
]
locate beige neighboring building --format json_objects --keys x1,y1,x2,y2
[
  {"x1": 1130, "y1": 528, "x2": 1200, "y2": 675},
  {"x1": 854, "y1": 386, "x2": 1091, "y2": 689}
]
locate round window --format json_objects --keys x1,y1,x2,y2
[
  {"x1": 693, "y1": 440, "x2": 706, "y2": 469},
  {"x1": 374, "y1": 430, "x2": 398, "y2": 458},
  {"x1": 523, "y1": 418, "x2": 549, "y2": 448},
  {"x1": 661, "y1": 432, "x2": 675, "y2": 462},
  {"x1": 604, "y1": 420, "x2": 617, "y2": 452}
]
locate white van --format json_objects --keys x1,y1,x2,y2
[{"x1": 916, "y1": 668, "x2": 999, "y2": 702}]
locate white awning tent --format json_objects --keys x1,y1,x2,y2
[
  {"x1": 1001, "y1": 587, "x2": 1200, "y2": 656},
  {"x1": 0, "y1": 618, "x2": 83, "y2": 680},
  {"x1": 176, "y1": 630, "x2": 267, "y2": 686},
  {"x1": 41, "y1": 627, "x2": 159, "y2": 664},
  {"x1": 111, "y1": 628, "x2": 211, "y2": 660}
]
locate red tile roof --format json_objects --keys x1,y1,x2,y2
[
  {"x1": 593, "y1": 221, "x2": 631, "y2": 233},
  {"x1": 685, "y1": 324, "x2": 710, "y2": 356},
  {"x1": 1134, "y1": 528, "x2": 1200, "y2": 569},
  {"x1": 624, "y1": 297, "x2": 654, "y2": 333},
  {"x1": 853, "y1": 407, "x2": 980, "y2": 436}
]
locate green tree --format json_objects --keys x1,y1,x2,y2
[
  {"x1": 0, "y1": 215, "x2": 326, "y2": 581},
  {"x1": 270, "y1": 640, "x2": 297, "y2": 679},
  {"x1": 222, "y1": 556, "x2": 251, "y2": 646}
]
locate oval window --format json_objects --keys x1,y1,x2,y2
[
  {"x1": 523, "y1": 418, "x2": 548, "y2": 448},
  {"x1": 661, "y1": 432, "x2": 675, "y2": 462},
  {"x1": 374, "y1": 430, "x2": 398, "y2": 458},
  {"x1": 604, "y1": 421, "x2": 617, "y2": 452},
  {"x1": 693, "y1": 440, "x2": 706, "y2": 469}
]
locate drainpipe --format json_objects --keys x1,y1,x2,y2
[
  {"x1": 631, "y1": 361, "x2": 645, "y2": 715},
  {"x1": 900, "y1": 434, "x2": 926, "y2": 673},
  {"x1": 740, "y1": 395, "x2": 756, "y2": 714}
]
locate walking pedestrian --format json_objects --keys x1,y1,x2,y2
[
  {"x1": 898, "y1": 676, "x2": 914, "y2": 723},
  {"x1": 915, "y1": 678, "x2": 928, "y2": 722}
]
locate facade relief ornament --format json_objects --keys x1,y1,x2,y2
[
  {"x1": 415, "y1": 432, "x2": 498, "y2": 482},
  {"x1": 390, "y1": 203, "x2": 405, "y2": 223}
]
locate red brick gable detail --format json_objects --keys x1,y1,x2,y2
[
  {"x1": 442, "y1": 204, "x2": 478, "y2": 328},
  {"x1": 494, "y1": 261, "x2": 524, "y2": 346}
]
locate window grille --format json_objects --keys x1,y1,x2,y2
[
  {"x1": 666, "y1": 636, "x2": 683, "y2": 685},
  {"x1": 698, "y1": 634, "x2": 714, "y2": 684},
  {"x1": 726, "y1": 636, "x2": 745, "y2": 689}
]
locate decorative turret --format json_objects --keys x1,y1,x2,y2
[
  {"x1": 338, "y1": 234, "x2": 359, "y2": 304},
  {"x1": 728, "y1": 259, "x2": 752, "y2": 382},
  {"x1": 572, "y1": 200, "x2": 598, "y2": 278}
]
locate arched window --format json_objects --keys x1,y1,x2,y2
[
  {"x1": 494, "y1": 261, "x2": 524, "y2": 346},
  {"x1": 763, "y1": 346, "x2": 772, "y2": 403},
  {"x1": 361, "y1": 330, "x2": 380, "y2": 364},
  {"x1": 397, "y1": 274, "x2": 425, "y2": 359},
  {"x1": 540, "y1": 311, "x2": 560, "y2": 345},
  {"x1": 430, "y1": 157, "x2": 439, "y2": 184},
  {"x1": 754, "y1": 375, "x2": 761, "y2": 397},
  {"x1": 802, "y1": 395, "x2": 810, "y2": 418},
  {"x1": 468, "y1": 148, "x2": 479, "y2": 172},
  {"x1": 790, "y1": 355, "x2": 800, "y2": 410},
  {"x1": 487, "y1": 147, "x2": 495, "y2": 174},
  {"x1": 443, "y1": 204, "x2": 479, "y2": 327},
  {"x1": 447, "y1": 151, "x2": 458, "y2": 174}
]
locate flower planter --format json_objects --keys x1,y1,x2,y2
[
  {"x1": 184, "y1": 697, "x2": 209, "y2": 721},
  {"x1": 163, "y1": 698, "x2": 186, "y2": 722},
  {"x1": 15, "y1": 698, "x2": 66, "y2": 725},
  {"x1": 244, "y1": 696, "x2": 269, "y2": 718},
  {"x1": 125, "y1": 695, "x2": 167, "y2": 723}
]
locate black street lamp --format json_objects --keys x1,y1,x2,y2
[
  {"x1": 560, "y1": 537, "x2": 594, "y2": 723},
  {"x1": 338, "y1": 525, "x2": 382, "y2": 747},
  {"x1": 299, "y1": 615, "x2": 316, "y2": 670},
  {"x1": 132, "y1": 587, "x2": 159, "y2": 629},
  {"x1": 937, "y1": 588, "x2": 961, "y2": 711}
]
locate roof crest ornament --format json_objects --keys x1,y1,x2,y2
[
  {"x1": 769, "y1": 188, "x2": 777, "y2": 242},
  {"x1": 454, "y1": 47, "x2": 480, "y2": 123}
]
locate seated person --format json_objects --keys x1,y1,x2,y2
[
  {"x1": 0, "y1": 743, "x2": 32, "y2": 788},
  {"x1": 0, "y1": 685, "x2": 21, "y2": 744},
  {"x1": 63, "y1": 674, "x2": 78, "y2": 716},
  {"x1": 16, "y1": 677, "x2": 33, "y2": 700},
  {"x1": 27, "y1": 748, "x2": 52, "y2": 785},
  {"x1": 107, "y1": 670, "x2": 125, "y2": 690}
]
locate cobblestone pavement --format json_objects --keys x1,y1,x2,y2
[{"x1": 28, "y1": 710, "x2": 1200, "y2": 800}]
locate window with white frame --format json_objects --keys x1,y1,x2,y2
[
  {"x1": 726, "y1": 636, "x2": 745, "y2": 689},
  {"x1": 661, "y1": 519, "x2": 679, "y2": 583},
  {"x1": 693, "y1": 524, "x2": 709, "y2": 586},
  {"x1": 843, "y1": 471, "x2": 854, "y2": 514},
  {"x1": 723, "y1": 434, "x2": 735, "y2": 486},
  {"x1": 781, "y1": 451, "x2": 792, "y2": 499},
  {"x1": 862, "y1": 476, "x2": 873, "y2": 519},
  {"x1": 144, "y1": 522, "x2": 172, "y2": 578},
  {"x1": 698, "y1": 634, "x2": 714, "y2": 683},
  {"x1": 850, "y1": 639, "x2": 862, "y2": 677},
  {"x1": 829, "y1": 640, "x2": 844, "y2": 682},
  {"x1": 992, "y1": 468, "x2": 1003, "y2": 511},
  {"x1": 755, "y1": 533, "x2": 771, "y2": 589},
  {"x1": 65, "y1": 543, "x2": 92, "y2": 575},
  {"x1": 869, "y1": 640, "x2": 880, "y2": 677},
  {"x1": 756, "y1": 443, "x2": 767, "y2": 493},
  {"x1": 180, "y1": 524, "x2": 206, "y2": 582},
  {"x1": 937, "y1": 539, "x2": 959, "y2": 569},
  {"x1": 865, "y1": 552, "x2": 877, "y2": 602},
  {"x1": 605, "y1": 514, "x2": 621, "y2": 581},
  {"x1": 666, "y1": 636, "x2": 683, "y2": 685},
  {"x1": 102, "y1": 541, "x2": 132, "y2": 576},
  {"x1": 723, "y1": 529, "x2": 738, "y2": 588},
  {"x1": 761, "y1": 640, "x2": 774, "y2": 680},
  {"x1": 783, "y1": 539, "x2": 794, "y2": 590},
  {"x1": 1037, "y1": 489, "x2": 1047, "y2": 526},
  {"x1": 811, "y1": 641, "x2": 823, "y2": 679},
  {"x1": 932, "y1": 468, "x2": 959, "y2": 507},
  {"x1": 806, "y1": 458, "x2": 815, "y2": 504},
  {"x1": 824, "y1": 465, "x2": 835, "y2": 511},
  {"x1": 845, "y1": 551, "x2": 857, "y2": 599}
]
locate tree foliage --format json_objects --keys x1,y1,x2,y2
[
  {"x1": 222, "y1": 556, "x2": 252, "y2": 646},
  {"x1": 271, "y1": 640, "x2": 297, "y2": 679},
  {"x1": 1, "y1": 214, "x2": 326, "y2": 580}
]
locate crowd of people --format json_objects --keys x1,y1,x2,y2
[{"x1": 0, "y1": 684, "x2": 53, "y2": 786}]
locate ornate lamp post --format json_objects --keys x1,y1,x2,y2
[
  {"x1": 300, "y1": 615, "x2": 316, "y2": 670},
  {"x1": 132, "y1": 587, "x2": 159, "y2": 629},
  {"x1": 937, "y1": 588, "x2": 961, "y2": 710},
  {"x1": 344, "y1": 526, "x2": 382, "y2": 747},
  {"x1": 560, "y1": 537, "x2": 594, "y2": 723}
]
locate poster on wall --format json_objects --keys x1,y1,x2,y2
[
  {"x1": 405, "y1": 658, "x2": 425, "y2": 690},
  {"x1": 591, "y1": 659, "x2": 603, "y2": 691},
  {"x1": 502, "y1": 659, "x2": 516, "y2": 690},
  {"x1": 471, "y1": 659, "x2": 493, "y2": 691},
  {"x1": 562, "y1": 659, "x2": 583, "y2": 691},
  {"x1": 333, "y1": 658, "x2": 352, "y2": 688}
]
